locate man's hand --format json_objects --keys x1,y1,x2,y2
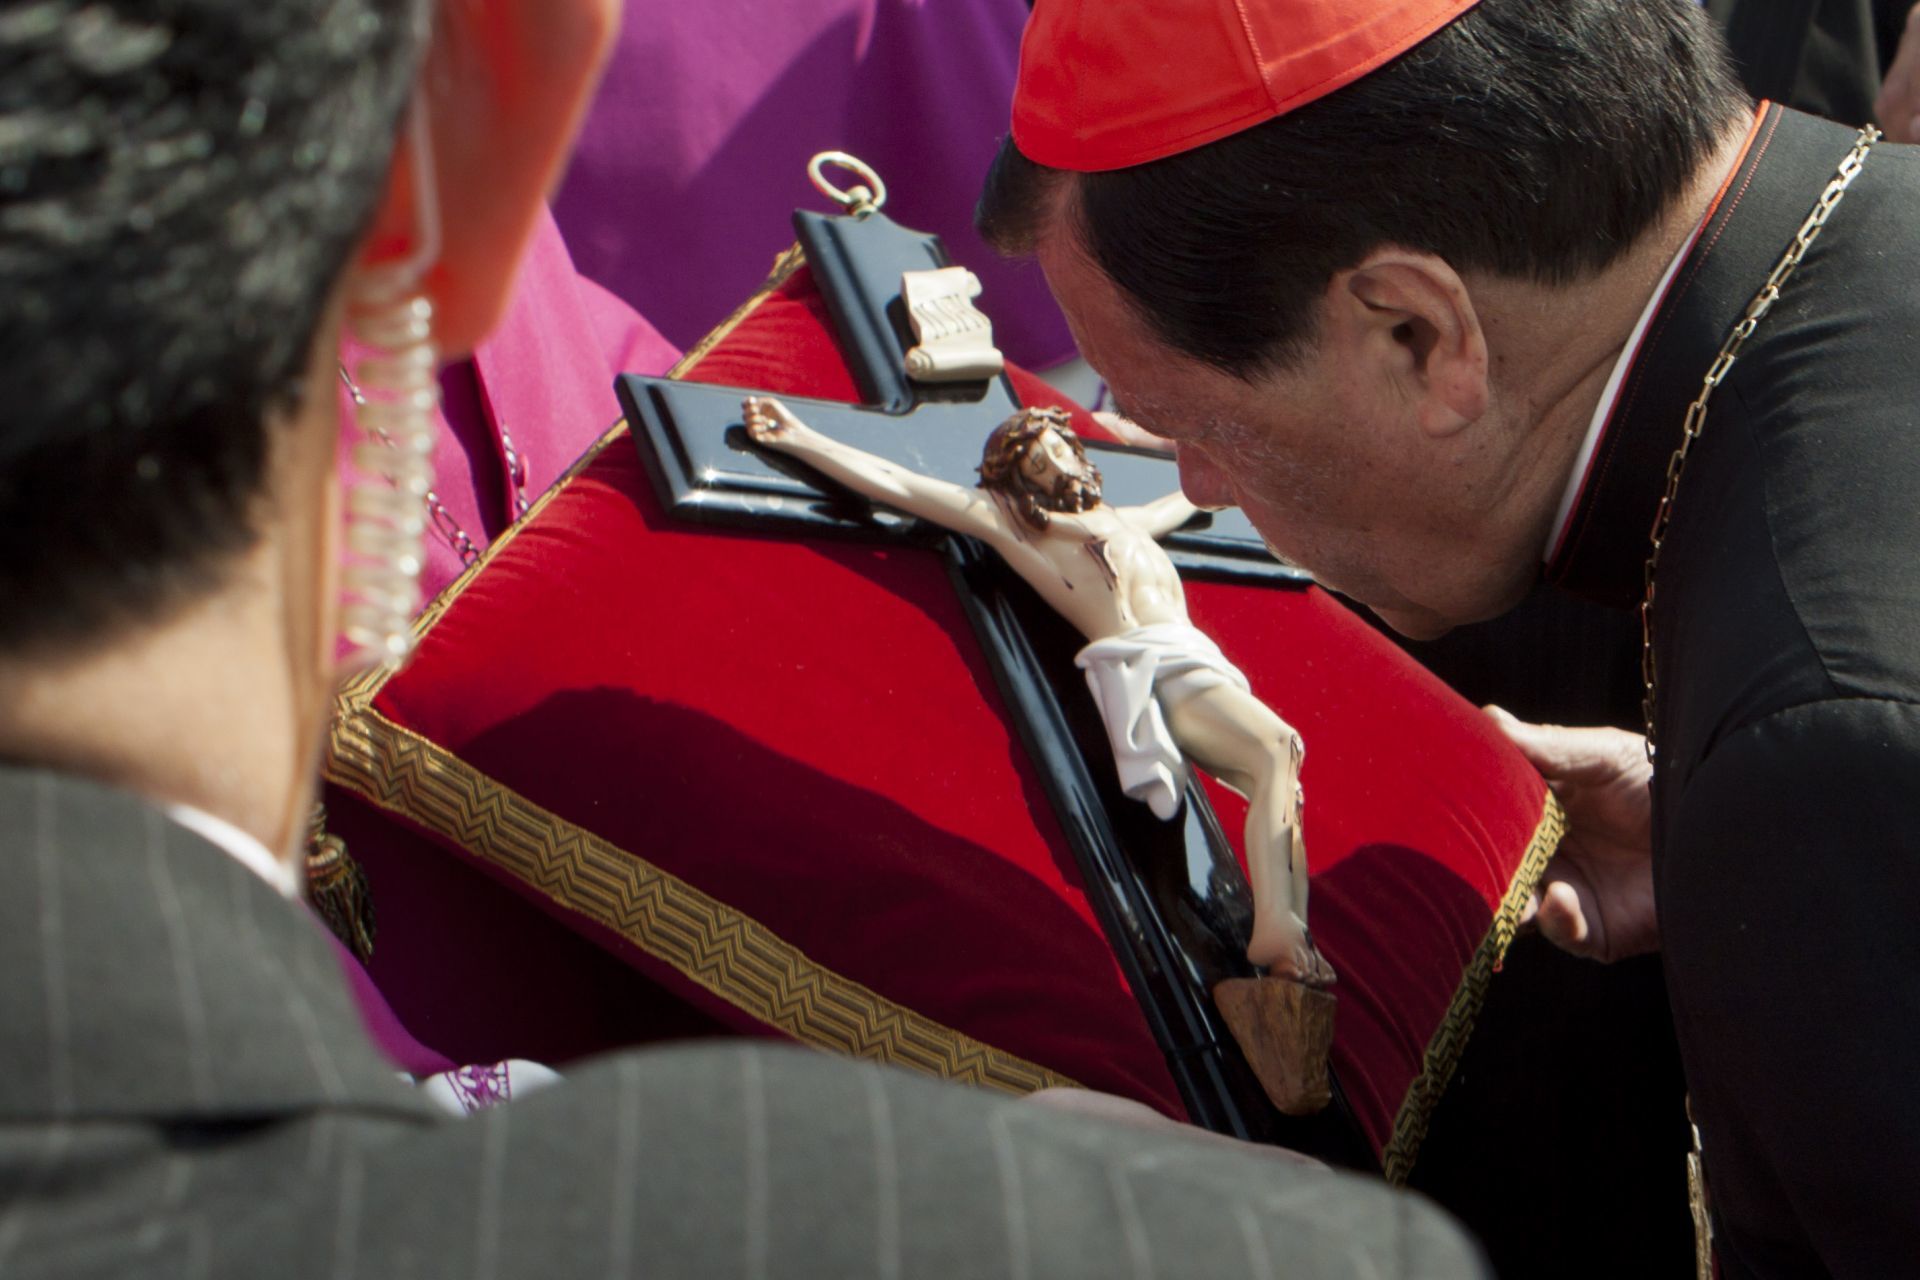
[
  {"x1": 1486, "y1": 707, "x2": 1659, "y2": 962},
  {"x1": 1877, "y1": 2, "x2": 1920, "y2": 144}
]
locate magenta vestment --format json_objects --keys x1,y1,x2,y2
[
  {"x1": 552, "y1": 0, "x2": 1076, "y2": 369},
  {"x1": 332, "y1": 207, "x2": 677, "y2": 1068}
]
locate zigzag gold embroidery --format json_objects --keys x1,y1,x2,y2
[
  {"x1": 327, "y1": 708, "x2": 1077, "y2": 1097},
  {"x1": 1380, "y1": 792, "x2": 1565, "y2": 1185},
  {"x1": 331, "y1": 240, "x2": 1072, "y2": 1096}
]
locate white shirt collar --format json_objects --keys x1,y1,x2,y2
[
  {"x1": 164, "y1": 802, "x2": 302, "y2": 900},
  {"x1": 1542, "y1": 218, "x2": 1708, "y2": 563}
]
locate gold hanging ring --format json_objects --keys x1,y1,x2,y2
[{"x1": 808, "y1": 151, "x2": 887, "y2": 217}]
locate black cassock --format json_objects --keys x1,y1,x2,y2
[{"x1": 1547, "y1": 105, "x2": 1920, "y2": 1277}]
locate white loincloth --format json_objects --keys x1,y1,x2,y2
[{"x1": 1074, "y1": 623, "x2": 1252, "y2": 821}]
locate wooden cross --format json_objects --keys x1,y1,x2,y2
[{"x1": 617, "y1": 204, "x2": 1368, "y2": 1165}]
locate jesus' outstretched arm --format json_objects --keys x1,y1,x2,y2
[
  {"x1": 742, "y1": 396, "x2": 1010, "y2": 543},
  {"x1": 1122, "y1": 490, "x2": 1205, "y2": 539}
]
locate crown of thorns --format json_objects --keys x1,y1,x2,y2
[{"x1": 978, "y1": 407, "x2": 1081, "y2": 485}]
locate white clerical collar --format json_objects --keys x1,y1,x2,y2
[
  {"x1": 1541, "y1": 217, "x2": 1708, "y2": 564},
  {"x1": 165, "y1": 802, "x2": 302, "y2": 900}
]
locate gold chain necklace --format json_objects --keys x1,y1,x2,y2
[
  {"x1": 1640, "y1": 125, "x2": 1880, "y2": 763},
  {"x1": 337, "y1": 363, "x2": 530, "y2": 567},
  {"x1": 1634, "y1": 125, "x2": 1880, "y2": 1280}
]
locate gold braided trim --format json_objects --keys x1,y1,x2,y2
[
  {"x1": 325, "y1": 704, "x2": 1079, "y2": 1097},
  {"x1": 1380, "y1": 790, "x2": 1565, "y2": 1185},
  {"x1": 330, "y1": 241, "x2": 1076, "y2": 1096}
]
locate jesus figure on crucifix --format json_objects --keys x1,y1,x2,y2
[{"x1": 744, "y1": 396, "x2": 1336, "y2": 998}]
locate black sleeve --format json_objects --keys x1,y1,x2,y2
[{"x1": 1659, "y1": 697, "x2": 1920, "y2": 1278}]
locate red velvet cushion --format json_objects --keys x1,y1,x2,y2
[{"x1": 327, "y1": 251, "x2": 1559, "y2": 1181}]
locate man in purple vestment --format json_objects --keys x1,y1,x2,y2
[{"x1": 553, "y1": 0, "x2": 1079, "y2": 372}]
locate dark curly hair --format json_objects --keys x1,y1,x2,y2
[{"x1": 0, "y1": 0, "x2": 429, "y2": 654}]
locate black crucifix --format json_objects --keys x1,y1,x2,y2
[{"x1": 616, "y1": 192, "x2": 1371, "y2": 1169}]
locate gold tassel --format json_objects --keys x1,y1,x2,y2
[
  {"x1": 1687, "y1": 1096, "x2": 1714, "y2": 1279},
  {"x1": 306, "y1": 804, "x2": 376, "y2": 963}
]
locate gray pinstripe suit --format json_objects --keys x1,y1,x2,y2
[{"x1": 0, "y1": 766, "x2": 1487, "y2": 1278}]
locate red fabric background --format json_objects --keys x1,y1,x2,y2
[{"x1": 352, "y1": 265, "x2": 1549, "y2": 1156}]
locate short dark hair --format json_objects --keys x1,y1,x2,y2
[
  {"x1": 0, "y1": 0, "x2": 428, "y2": 654},
  {"x1": 978, "y1": 0, "x2": 1749, "y2": 378}
]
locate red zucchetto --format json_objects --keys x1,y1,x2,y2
[{"x1": 1011, "y1": 0, "x2": 1482, "y2": 172}]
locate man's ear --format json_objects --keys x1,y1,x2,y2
[
  {"x1": 1329, "y1": 250, "x2": 1489, "y2": 439},
  {"x1": 356, "y1": 0, "x2": 620, "y2": 357}
]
